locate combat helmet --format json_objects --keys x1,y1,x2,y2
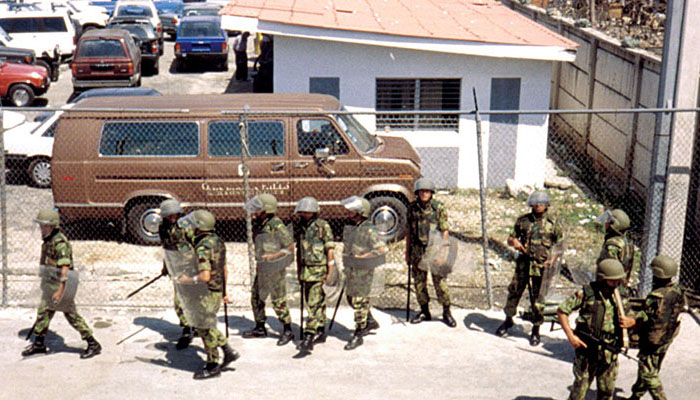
[
  {"x1": 526, "y1": 191, "x2": 550, "y2": 207},
  {"x1": 596, "y1": 259, "x2": 626, "y2": 281},
  {"x1": 413, "y1": 178, "x2": 436, "y2": 194},
  {"x1": 651, "y1": 255, "x2": 678, "y2": 279},
  {"x1": 34, "y1": 208, "x2": 59, "y2": 226},
  {"x1": 609, "y1": 209, "x2": 630, "y2": 233},
  {"x1": 341, "y1": 195, "x2": 371, "y2": 218},
  {"x1": 160, "y1": 199, "x2": 183, "y2": 218},
  {"x1": 192, "y1": 210, "x2": 216, "y2": 232},
  {"x1": 294, "y1": 197, "x2": 319, "y2": 214},
  {"x1": 244, "y1": 194, "x2": 277, "y2": 214}
]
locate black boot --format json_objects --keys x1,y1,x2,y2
[
  {"x1": 529, "y1": 325, "x2": 541, "y2": 346},
  {"x1": 176, "y1": 326, "x2": 194, "y2": 350},
  {"x1": 495, "y1": 316, "x2": 513, "y2": 337},
  {"x1": 276, "y1": 324, "x2": 294, "y2": 346},
  {"x1": 220, "y1": 344, "x2": 240, "y2": 369},
  {"x1": 344, "y1": 329, "x2": 364, "y2": 351},
  {"x1": 21, "y1": 336, "x2": 47, "y2": 357},
  {"x1": 81, "y1": 336, "x2": 102, "y2": 359},
  {"x1": 312, "y1": 326, "x2": 326, "y2": 344},
  {"x1": 442, "y1": 306, "x2": 457, "y2": 328},
  {"x1": 193, "y1": 362, "x2": 221, "y2": 380},
  {"x1": 297, "y1": 332, "x2": 314, "y2": 353},
  {"x1": 410, "y1": 305, "x2": 432, "y2": 324},
  {"x1": 242, "y1": 322, "x2": 267, "y2": 339},
  {"x1": 364, "y1": 312, "x2": 380, "y2": 334}
]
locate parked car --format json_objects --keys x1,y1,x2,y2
[
  {"x1": 0, "y1": 21, "x2": 62, "y2": 81},
  {"x1": 0, "y1": 42, "x2": 35, "y2": 66},
  {"x1": 48, "y1": 0, "x2": 111, "y2": 33},
  {"x1": 162, "y1": 3, "x2": 221, "y2": 39},
  {"x1": 71, "y1": 28, "x2": 142, "y2": 92},
  {"x1": 158, "y1": 1, "x2": 184, "y2": 38},
  {"x1": 175, "y1": 15, "x2": 227, "y2": 71},
  {"x1": 108, "y1": 17, "x2": 161, "y2": 74},
  {"x1": 89, "y1": 0, "x2": 117, "y2": 14},
  {"x1": 0, "y1": 9, "x2": 76, "y2": 63},
  {"x1": 3, "y1": 111, "x2": 58, "y2": 188},
  {"x1": 0, "y1": 59, "x2": 50, "y2": 107},
  {"x1": 111, "y1": 0, "x2": 163, "y2": 53},
  {"x1": 51, "y1": 94, "x2": 420, "y2": 244}
]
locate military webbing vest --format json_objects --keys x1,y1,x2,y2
[
  {"x1": 40, "y1": 230, "x2": 73, "y2": 269},
  {"x1": 575, "y1": 283, "x2": 621, "y2": 344},
  {"x1": 518, "y1": 214, "x2": 557, "y2": 263},
  {"x1": 644, "y1": 284, "x2": 685, "y2": 346},
  {"x1": 195, "y1": 232, "x2": 226, "y2": 292}
]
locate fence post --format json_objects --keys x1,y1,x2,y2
[
  {"x1": 0, "y1": 109, "x2": 7, "y2": 308},
  {"x1": 240, "y1": 106, "x2": 256, "y2": 290},
  {"x1": 473, "y1": 89, "x2": 493, "y2": 309}
]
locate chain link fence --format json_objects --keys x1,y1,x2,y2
[{"x1": 1, "y1": 106, "x2": 698, "y2": 314}]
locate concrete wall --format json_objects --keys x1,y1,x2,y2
[{"x1": 272, "y1": 36, "x2": 554, "y2": 189}]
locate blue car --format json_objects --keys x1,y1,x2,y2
[{"x1": 174, "y1": 16, "x2": 228, "y2": 71}]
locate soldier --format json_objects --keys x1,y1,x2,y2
[
  {"x1": 557, "y1": 259, "x2": 635, "y2": 400},
  {"x1": 241, "y1": 194, "x2": 295, "y2": 346},
  {"x1": 624, "y1": 255, "x2": 686, "y2": 400},
  {"x1": 22, "y1": 209, "x2": 102, "y2": 359},
  {"x1": 495, "y1": 190, "x2": 562, "y2": 346},
  {"x1": 177, "y1": 210, "x2": 239, "y2": 379},
  {"x1": 341, "y1": 196, "x2": 386, "y2": 350},
  {"x1": 294, "y1": 196, "x2": 335, "y2": 353},
  {"x1": 406, "y1": 178, "x2": 456, "y2": 327},
  {"x1": 158, "y1": 199, "x2": 196, "y2": 349},
  {"x1": 596, "y1": 209, "x2": 638, "y2": 294}
]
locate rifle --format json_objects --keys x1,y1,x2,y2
[
  {"x1": 25, "y1": 321, "x2": 37, "y2": 341},
  {"x1": 126, "y1": 271, "x2": 166, "y2": 299},
  {"x1": 328, "y1": 282, "x2": 346, "y2": 331},
  {"x1": 575, "y1": 330, "x2": 640, "y2": 363}
]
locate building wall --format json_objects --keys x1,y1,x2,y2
[{"x1": 273, "y1": 36, "x2": 553, "y2": 189}]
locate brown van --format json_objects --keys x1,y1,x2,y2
[{"x1": 52, "y1": 94, "x2": 421, "y2": 244}]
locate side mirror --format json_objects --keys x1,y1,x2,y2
[{"x1": 314, "y1": 147, "x2": 330, "y2": 160}]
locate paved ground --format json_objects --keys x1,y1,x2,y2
[{"x1": 2, "y1": 306, "x2": 698, "y2": 399}]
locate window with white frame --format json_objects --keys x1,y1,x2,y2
[{"x1": 375, "y1": 78, "x2": 460, "y2": 130}]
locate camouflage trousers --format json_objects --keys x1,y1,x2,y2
[
  {"x1": 33, "y1": 298, "x2": 93, "y2": 340},
  {"x1": 504, "y1": 257, "x2": 544, "y2": 326},
  {"x1": 410, "y1": 263, "x2": 450, "y2": 307},
  {"x1": 346, "y1": 295, "x2": 370, "y2": 330},
  {"x1": 195, "y1": 326, "x2": 227, "y2": 363},
  {"x1": 173, "y1": 285, "x2": 189, "y2": 327},
  {"x1": 251, "y1": 274, "x2": 291, "y2": 325},
  {"x1": 568, "y1": 347, "x2": 619, "y2": 400},
  {"x1": 630, "y1": 347, "x2": 669, "y2": 400},
  {"x1": 301, "y1": 280, "x2": 327, "y2": 335}
]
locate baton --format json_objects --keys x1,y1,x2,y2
[
  {"x1": 299, "y1": 280, "x2": 305, "y2": 338},
  {"x1": 328, "y1": 282, "x2": 346, "y2": 331},
  {"x1": 116, "y1": 326, "x2": 147, "y2": 345},
  {"x1": 613, "y1": 287, "x2": 630, "y2": 349},
  {"x1": 25, "y1": 321, "x2": 37, "y2": 341},
  {"x1": 406, "y1": 264, "x2": 412, "y2": 321},
  {"x1": 126, "y1": 271, "x2": 166, "y2": 299}
]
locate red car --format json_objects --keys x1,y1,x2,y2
[
  {"x1": 0, "y1": 60, "x2": 50, "y2": 107},
  {"x1": 71, "y1": 29, "x2": 142, "y2": 92}
]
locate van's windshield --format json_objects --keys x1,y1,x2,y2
[{"x1": 334, "y1": 111, "x2": 378, "y2": 153}]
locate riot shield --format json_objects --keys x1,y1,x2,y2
[
  {"x1": 39, "y1": 264, "x2": 79, "y2": 312},
  {"x1": 165, "y1": 249, "x2": 217, "y2": 329},
  {"x1": 417, "y1": 229, "x2": 458, "y2": 277},
  {"x1": 537, "y1": 239, "x2": 567, "y2": 303},
  {"x1": 255, "y1": 232, "x2": 294, "y2": 275},
  {"x1": 342, "y1": 225, "x2": 386, "y2": 298}
]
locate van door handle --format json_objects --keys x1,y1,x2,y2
[
  {"x1": 294, "y1": 162, "x2": 308, "y2": 169},
  {"x1": 271, "y1": 162, "x2": 285, "y2": 171}
]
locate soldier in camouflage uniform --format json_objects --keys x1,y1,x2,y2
[
  {"x1": 496, "y1": 190, "x2": 562, "y2": 346},
  {"x1": 158, "y1": 199, "x2": 196, "y2": 349},
  {"x1": 294, "y1": 197, "x2": 335, "y2": 353},
  {"x1": 596, "y1": 209, "x2": 638, "y2": 295},
  {"x1": 406, "y1": 178, "x2": 456, "y2": 327},
  {"x1": 22, "y1": 209, "x2": 102, "y2": 359},
  {"x1": 557, "y1": 259, "x2": 636, "y2": 400},
  {"x1": 241, "y1": 194, "x2": 295, "y2": 346},
  {"x1": 341, "y1": 196, "x2": 387, "y2": 350},
  {"x1": 624, "y1": 255, "x2": 686, "y2": 400},
  {"x1": 178, "y1": 210, "x2": 239, "y2": 379}
]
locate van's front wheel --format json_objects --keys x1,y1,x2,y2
[
  {"x1": 369, "y1": 196, "x2": 407, "y2": 243},
  {"x1": 127, "y1": 201, "x2": 163, "y2": 245}
]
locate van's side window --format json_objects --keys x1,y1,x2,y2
[
  {"x1": 99, "y1": 122, "x2": 199, "y2": 156},
  {"x1": 297, "y1": 119, "x2": 349, "y2": 156},
  {"x1": 209, "y1": 120, "x2": 284, "y2": 157}
]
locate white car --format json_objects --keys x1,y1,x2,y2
[
  {"x1": 38, "y1": 1, "x2": 110, "y2": 32},
  {"x1": 112, "y1": 0, "x2": 163, "y2": 49},
  {"x1": 0, "y1": 9, "x2": 76, "y2": 62}
]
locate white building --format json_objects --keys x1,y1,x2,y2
[{"x1": 221, "y1": 0, "x2": 577, "y2": 189}]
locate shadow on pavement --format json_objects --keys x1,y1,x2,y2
[{"x1": 17, "y1": 328, "x2": 84, "y2": 356}]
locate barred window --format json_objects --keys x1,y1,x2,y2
[
  {"x1": 376, "y1": 79, "x2": 460, "y2": 130},
  {"x1": 99, "y1": 122, "x2": 199, "y2": 156},
  {"x1": 208, "y1": 120, "x2": 284, "y2": 157}
]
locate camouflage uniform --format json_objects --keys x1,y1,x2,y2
[
  {"x1": 160, "y1": 217, "x2": 195, "y2": 327},
  {"x1": 629, "y1": 282, "x2": 686, "y2": 400},
  {"x1": 296, "y1": 217, "x2": 335, "y2": 335},
  {"x1": 504, "y1": 211, "x2": 562, "y2": 326},
  {"x1": 597, "y1": 232, "x2": 638, "y2": 291},
  {"x1": 407, "y1": 198, "x2": 450, "y2": 307},
  {"x1": 345, "y1": 219, "x2": 385, "y2": 330},
  {"x1": 558, "y1": 281, "x2": 629, "y2": 400},
  {"x1": 251, "y1": 215, "x2": 293, "y2": 325},
  {"x1": 192, "y1": 231, "x2": 227, "y2": 364},
  {"x1": 33, "y1": 229, "x2": 94, "y2": 340}
]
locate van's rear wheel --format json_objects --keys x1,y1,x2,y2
[
  {"x1": 27, "y1": 157, "x2": 51, "y2": 188},
  {"x1": 369, "y1": 196, "x2": 407, "y2": 242},
  {"x1": 127, "y1": 201, "x2": 163, "y2": 245}
]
